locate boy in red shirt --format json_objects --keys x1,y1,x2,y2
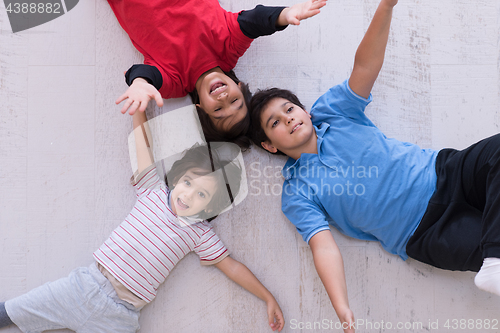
[{"x1": 109, "y1": 0, "x2": 328, "y2": 147}]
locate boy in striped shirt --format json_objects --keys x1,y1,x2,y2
[{"x1": 0, "y1": 110, "x2": 284, "y2": 332}]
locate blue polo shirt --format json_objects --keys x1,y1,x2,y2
[{"x1": 281, "y1": 80, "x2": 438, "y2": 260}]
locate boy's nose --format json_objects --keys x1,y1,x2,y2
[
  {"x1": 183, "y1": 189, "x2": 195, "y2": 201},
  {"x1": 287, "y1": 116, "x2": 295, "y2": 124}
]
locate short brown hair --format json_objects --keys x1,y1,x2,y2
[{"x1": 249, "y1": 88, "x2": 305, "y2": 155}]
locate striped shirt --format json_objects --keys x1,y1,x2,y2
[{"x1": 93, "y1": 165, "x2": 229, "y2": 303}]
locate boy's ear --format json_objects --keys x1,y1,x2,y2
[
  {"x1": 195, "y1": 103, "x2": 201, "y2": 109},
  {"x1": 238, "y1": 82, "x2": 242, "y2": 89},
  {"x1": 261, "y1": 141, "x2": 278, "y2": 153}
]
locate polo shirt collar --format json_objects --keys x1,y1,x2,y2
[{"x1": 281, "y1": 123, "x2": 330, "y2": 180}]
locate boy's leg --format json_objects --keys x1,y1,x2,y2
[
  {"x1": 406, "y1": 196, "x2": 483, "y2": 271},
  {"x1": 5, "y1": 264, "x2": 140, "y2": 333},
  {"x1": 460, "y1": 134, "x2": 500, "y2": 257},
  {"x1": 458, "y1": 134, "x2": 500, "y2": 294},
  {"x1": 407, "y1": 134, "x2": 500, "y2": 272},
  {"x1": 4, "y1": 267, "x2": 93, "y2": 333},
  {"x1": 0, "y1": 302, "x2": 13, "y2": 328}
]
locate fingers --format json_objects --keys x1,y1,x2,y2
[
  {"x1": 128, "y1": 101, "x2": 140, "y2": 115},
  {"x1": 138, "y1": 99, "x2": 148, "y2": 113},
  {"x1": 153, "y1": 91, "x2": 164, "y2": 107},
  {"x1": 116, "y1": 80, "x2": 162, "y2": 114},
  {"x1": 129, "y1": 102, "x2": 139, "y2": 115},
  {"x1": 118, "y1": 97, "x2": 142, "y2": 115},
  {"x1": 310, "y1": 0, "x2": 327, "y2": 10},
  {"x1": 269, "y1": 320, "x2": 280, "y2": 331},
  {"x1": 268, "y1": 312, "x2": 284, "y2": 332},
  {"x1": 115, "y1": 92, "x2": 128, "y2": 105},
  {"x1": 293, "y1": 0, "x2": 326, "y2": 23},
  {"x1": 304, "y1": 9, "x2": 321, "y2": 19},
  {"x1": 120, "y1": 98, "x2": 134, "y2": 114},
  {"x1": 268, "y1": 313, "x2": 279, "y2": 331},
  {"x1": 116, "y1": 92, "x2": 152, "y2": 115},
  {"x1": 276, "y1": 310, "x2": 284, "y2": 331},
  {"x1": 116, "y1": 89, "x2": 140, "y2": 115},
  {"x1": 268, "y1": 312, "x2": 275, "y2": 330},
  {"x1": 276, "y1": 316, "x2": 284, "y2": 331}
]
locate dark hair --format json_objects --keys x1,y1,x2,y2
[
  {"x1": 248, "y1": 88, "x2": 306, "y2": 155},
  {"x1": 165, "y1": 143, "x2": 242, "y2": 222},
  {"x1": 189, "y1": 70, "x2": 252, "y2": 150}
]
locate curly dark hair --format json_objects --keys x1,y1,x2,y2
[{"x1": 190, "y1": 70, "x2": 252, "y2": 150}]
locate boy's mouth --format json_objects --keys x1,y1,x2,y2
[
  {"x1": 290, "y1": 122, "x2": 303, "y2": 134},
  {"x1": 210, "y1": 82, "x2": 226, "y2": 95},
  {"x1": 177, "y1": 198, "x2": 189, "y2": 210}
]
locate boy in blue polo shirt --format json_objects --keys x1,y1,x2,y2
[{"x1": 249, "y1": 0, "x2": 500, "y2": 331}]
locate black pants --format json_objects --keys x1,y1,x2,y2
[{"x1": 406, "y1": 134, "x2": 500, "y2": 272}]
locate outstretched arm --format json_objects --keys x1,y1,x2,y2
[
  {"x1": 132, "y1": 110, "x2": 154, "y2": 174},
  {"x1": 215, "y1": 256, "x2": 284, "y2": 331},
  {"x1": 238, "y1": 0, "x2": 327, "y2": 39},
  {"x1": 349, "y1": 0, "x2": 398, "y2": 99},
  {"x1": 310, "y1": 230, "x2": 355, "y2": 333}
]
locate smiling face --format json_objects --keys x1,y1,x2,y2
[
  {"x1": 260, "y1": 97, "x2": 317, "y2": 158},
  {"x1": 195, "y1": 69, "x2": 248, "y2": 131},
  {"x1": 170, "y1": 169, "x2": 219, "y2": 217}
]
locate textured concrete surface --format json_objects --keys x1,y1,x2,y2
[{"x1": 1, "y1": 0, "x2": 500, "y2": 332}]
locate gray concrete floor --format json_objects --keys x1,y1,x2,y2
[{"x1": 1, "y1": 0, "x2": 500, "y2": 332}]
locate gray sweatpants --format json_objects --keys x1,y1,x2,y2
[{"x1": 5, "y1": 263, "x2": 140, "y2": 333}]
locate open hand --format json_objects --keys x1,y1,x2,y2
[
  {"x1": 115, "y1": 77, "x2": 163, "y2": 115},
  {"x1": 284, "y1": 0, "x2": 328, "y2": 25},
  {"x1": 267, "y1": 299, "x2": 284, "y2": 331}
]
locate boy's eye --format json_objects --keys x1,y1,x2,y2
[
  {"x1": 231, "y1": 99, "x2": 237, "y2": 103},
  {"x1": 272, "y1": 120, "x2": 279, "y2": 128},
  {"x1": 286, "y1": 106, "x2": 293, "y2": 113},
  {"x1": 198, "y1": 192, "x2": 206, "y2": 198},
  {"x1": 184, "y1": 180, "x2": 191, "y2": 186}
]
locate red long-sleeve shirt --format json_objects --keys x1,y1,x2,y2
[
  {"x1": 108, "y1": 0, "x2": 286, "y2": 98},
  {"x1": 109, "y1": 0, "x2": 250, "y2": 98}
]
